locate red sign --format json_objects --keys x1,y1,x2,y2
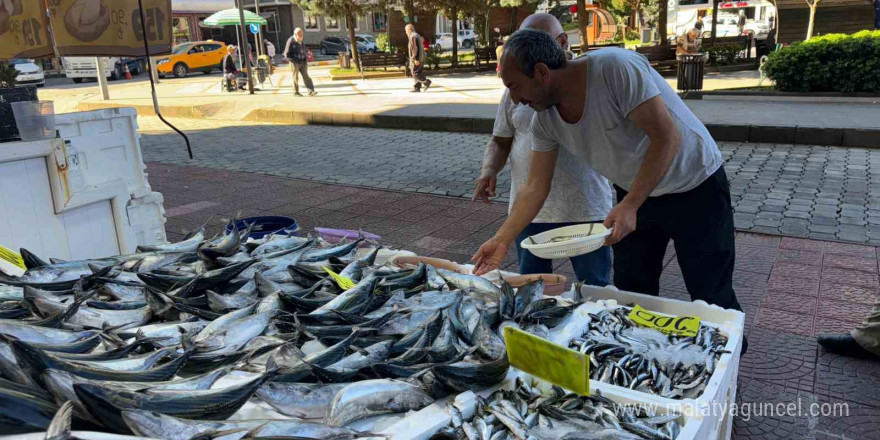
[
  {"x1": 570, "y1": 4, "x2": 578, "y2": 13},
  {"x1": 719, "y1": 1, "x2": 750, "y2": 8}
]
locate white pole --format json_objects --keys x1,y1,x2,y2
[
  {"x1": 255, "y1": 0, "x2": 264, "y2": 59},
  {"x1": 149, "y1": 57, "x2": 160, "y2": 84},
  {"x1": 95, "y1": 57, "x2": 110, "y2": 100}
]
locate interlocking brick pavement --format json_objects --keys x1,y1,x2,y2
[
  {"x1": 140, "y1": 120, "x2": 880, "y2": 245},
  {"x1": 148, "y1": 161, "x2": 880, "y2": 440}
]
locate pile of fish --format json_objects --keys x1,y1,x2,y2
[
  {"x1": 568, "y1": 308, "x2": 730, "y2": 400},
  {"x1": 0, "y1": 224, "x2": 579, "y2": 439},
  {"x1": 432, "y1": 377, "x2": 682, "y2": 440}
]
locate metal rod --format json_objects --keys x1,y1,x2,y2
[
  {"x1": 236, "y1": 0, "x2": 255, "y2": 94},
  {"x1": 137, "y1": 0, "x2": 192, "y2": 159}
]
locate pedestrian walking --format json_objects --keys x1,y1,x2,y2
[
  {"x1": 406, "y1": 24, "x2": 431, "y2": 93},
  {"x1": 475, "y1": 13, "x2": 612, "y2": 285},
  {"x1": 472, "y1": 29, "x2": 746, "y2": 352},
  {"x1": 283, "y1": 28, "x2": 317, "y2": 97}
]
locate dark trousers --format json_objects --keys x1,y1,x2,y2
[
  {"x1": 411, "y1": 62, "x2": 429, "y2": 89},
  {"x1": 612, "y1": 167, "x2": 742, "y2": 312},
  {"x1": 291, "y1": 61, "x2": 314, "y2": 94},
  {"x1": 515, "y1": 222, "x2": 612, "y2": 286}
]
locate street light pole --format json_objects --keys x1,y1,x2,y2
[
  {"x1": 235, "y1": 0, "x2": 255, "y2": 94},
  {"x1": 254, "y1": 0, "x2": 264, "y2": 59}
]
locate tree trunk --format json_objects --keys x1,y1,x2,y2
[
  {"x1": 346, "y1": 10, "x2": 360, "y2": 72},
  {"x1": 658, "y1": 0, "x2": 668, "y2": 45},
  {"x1": 711, "y1": 0, "x2": 720, "y2": 44},
  {"x1": 805, "y1": 2, "x2": 817, "y2": 40},
  {"x1": 405, "y1": 0, "x2": 414, "y2": 21},
  {"x1": 508, "y1": 7, "x2": 518, "y2": 34},
  {"x1": 452, "y1": 13, "x2": 459, "y2": 67},
  {"x1": 577, "y1": 0, "x2": 587, "y2": 50}
]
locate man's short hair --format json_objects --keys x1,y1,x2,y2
[{"x1": 503, "y1": 28, "x2": 566, "y2": 77}]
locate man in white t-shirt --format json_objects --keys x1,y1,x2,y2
[
  {"x1": 474, "y1": 13, "x2": 612, "y2": 285},
  {"x1": 472, "y1": 30, "x2": 745, "y2": 336}
]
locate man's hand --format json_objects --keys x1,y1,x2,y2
[
  {"x1": 603, "y1": 200, "x2": 639, "y2": 245},
  {"x1": 414, "y1": 60, "x2": 421, "y2": 66},
  {"x1": 471, "y1": 237, "x2": 510, "y2": 275},
  {"x1": 472, "y1": 173, "x2": 497, "y2": 205}
]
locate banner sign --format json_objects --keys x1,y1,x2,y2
[
  {"x1": 48, "y1": 0, "x2": 173, "y2": 57},
  {"x1": 0, "y1": 0, "x2": 54, "y2": 60}
]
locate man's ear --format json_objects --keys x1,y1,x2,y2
[{"x1": 534, "y1": 63, "x2": 551, "y2": 83}]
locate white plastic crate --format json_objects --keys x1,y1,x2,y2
[
  {"x1": 551, "y1": 284, "x2": 745, "y2": 440},
  {"x1": 55, "y1": 108, "x2": 152, "y2": 198}
]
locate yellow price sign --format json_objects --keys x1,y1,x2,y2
[
  {"x1": 628, "y1": 305, "x2": 701, "y2": 337},
  {"x1": 0, "y1": 244, "x2": 25, "y2": 270},
  {"x1": 323, "y1": 267, "x2": 356, "y2": 290},
  {"x1": 505, "y1": 326, "x2": 589, "y2": 396}
]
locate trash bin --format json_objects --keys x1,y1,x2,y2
[
  {"x1": 338, "y1": 53, "x2": 351, "y2": 69},
  {"x1": 677, "y1": 54, "x2": 705, "y2": 92}
]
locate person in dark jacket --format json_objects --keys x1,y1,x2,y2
[
  {"x1": 283, "y1": 27, "x2": 316, "y2": 96},
  {"x1": 406, "y1": 24, "x2": 431, "y2": 93},
  {"x1": 222, "y1": 45, "x2": 244, "y2": 91}
]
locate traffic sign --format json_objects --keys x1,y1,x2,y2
[{"x1": 249, "y1": 23, "x2": 260, "y2": 34}]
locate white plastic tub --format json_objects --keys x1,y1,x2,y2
[{"x1": 551, "y1": 284, "x2": 745, "y2": 440}]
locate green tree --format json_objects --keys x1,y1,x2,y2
[
  {"x1": 435, "y1": 0, "x2": 484, "y2": 65},
  {"x1": 289, "y1": 0, "x2": 376, "y2": 70}
]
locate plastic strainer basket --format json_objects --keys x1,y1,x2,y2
[{"x1": 520, "y1": 223, "x2": 612, "y2": 259}]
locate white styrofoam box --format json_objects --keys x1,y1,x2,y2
[
  {"x1": 127, "y1": 191, "x2": 168, "y2": 248},
  {"x1": 0, "y1": 139, "x2": 134, "y2": 260},
  {"x1": 550, "y1": 284, "x2": 745, "y2": 440},
  {"x1": 55, "y1": 108, "x2": 152, "y2": 199}
]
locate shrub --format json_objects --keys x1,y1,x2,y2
[
  {"x1": 762, "y1": 30, "x2": 880, "y2": 93},
  {"x1": 376, "y1": 33, "x2": 391, "y2": 53},
  {"x1": 706, "y1": 42, "x2": 741, "y2": 65}
]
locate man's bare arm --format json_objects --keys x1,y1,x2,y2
[
  {"x1": 603, "y1": 95, "x2": 681, "y2": 245},
  {"x1": 472, "y1": 149, "x2": 557, "y2": 274},
  {"x1": 473, "y1": 136, "x2": 513, "y2": 204}
]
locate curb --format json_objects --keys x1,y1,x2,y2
[{"x1": 84, "y1": 101, "x2": 880, "y2": 148}]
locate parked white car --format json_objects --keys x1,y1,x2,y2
[
  {"x1": 700, "y1": 15, "x2": 741, "y2": 38},
  {"x1": 457, "y1": 29, "x2": 477, "y2": 48},
  {"x1": 355, "y1": 34, "x2": 378, "y2": 53},
  {"x1": 744, "y1": 20, "x2": 771, "y2": 39},
  {"x1": 10, "y1": 59, "x2": 44, "y2": 88},
  {"x1": 434, "y1": 33, "x2": 458, "y2": 52}
]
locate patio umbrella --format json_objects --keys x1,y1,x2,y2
[
  {"x1": 204, "y1": 8, "x2": 267, "y2": 77},
  {"x1": 203, "y1": 8, "x2": 268, "y2": 26}
]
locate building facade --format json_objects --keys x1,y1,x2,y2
[
  {"x1": 240, "y1": 0, "x2": 386, "y2": 48},
  {"x1": 774, "y1": 0, "x2": 875, "y2": 43},
  {"x1": 171, "y1": 0, "x2": 234, "y2": 44}
]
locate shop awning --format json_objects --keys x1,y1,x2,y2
[{"x1": 172, "y1": 0, "x2": 236, "y2": 14}]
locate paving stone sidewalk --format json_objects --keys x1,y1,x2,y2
[
  {"x1": 141, "y1": 122, "x2": 880, "y2": 245},
  {"x1": 149, "y1": 161, "x2": 880, "y2": 440}
]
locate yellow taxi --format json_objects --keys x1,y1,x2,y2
[{"x1": 156, "y1": 40, "x2": 228, "y2": 78}]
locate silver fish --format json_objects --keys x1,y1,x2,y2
[
  {"x1": 256, "y1": 382, "x2": 349, "y2": 419},
  {"x1": 122, "y1": 410, "x2": 372, "y2": 440},
  {"x1": 325, "y1": 379, "x2": 435, "y2": 426}
]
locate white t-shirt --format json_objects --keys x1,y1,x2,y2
[
  {"x1": 493, "y1": 89, "x2": 612, "y2": 223},
  {"x1": 531, "y1": 49, "x2": 723, "y2": 196}
]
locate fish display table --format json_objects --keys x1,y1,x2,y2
[{"x1": 0, "y1": 231, "x2": 743, "y2": 440}]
